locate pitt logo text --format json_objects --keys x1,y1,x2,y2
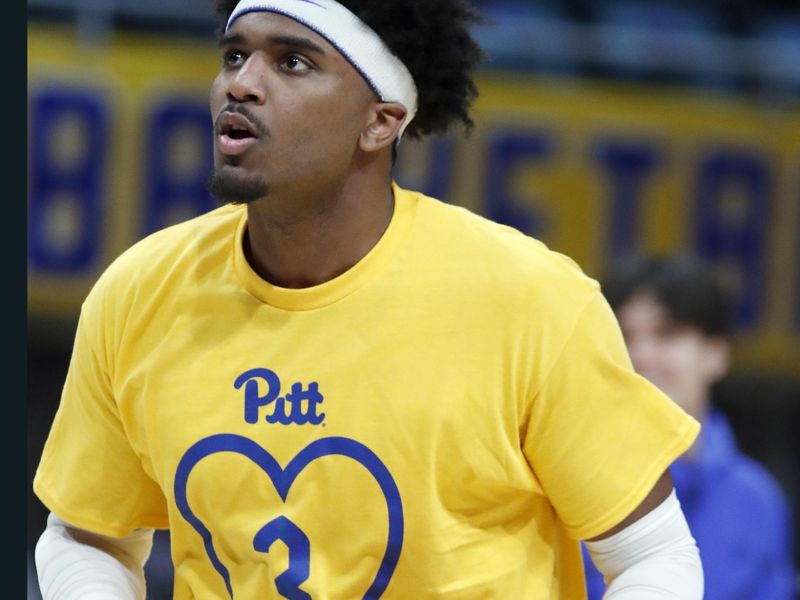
[{"x1": 234, "y1": 368, "x2": 325, "y2": 426}]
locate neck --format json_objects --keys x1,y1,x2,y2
[
  {"x1": 683, "y1": 397, "x2": 712, "y2": 460},
  {"x1": 244, "y1": 161, "x2": 394, "y2": 289}
]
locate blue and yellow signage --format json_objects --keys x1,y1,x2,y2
[{"x1": 28, "y1": 23, "x2": 800, "y2": 373}]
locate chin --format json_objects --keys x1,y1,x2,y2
[{"x1": 206, "y1": 166, "x2": 269, "y2": 205}]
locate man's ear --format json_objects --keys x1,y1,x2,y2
[
  {"x1": 359, "y1": 102, "x2": 407, "y2": 152},
  {"x1": 703, "y1": 336, "x2": 730, "y2": 383}
]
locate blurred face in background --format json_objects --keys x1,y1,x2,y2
[{"x1": 615, "y1": 293, "x2": 729, "y2": 422}]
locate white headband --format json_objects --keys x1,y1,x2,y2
[{"x1": 227, "y1": 0, "x2": 418, "y2": 141}]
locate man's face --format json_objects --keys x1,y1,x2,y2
[
  {"x1": 615, "y1": 293, "x2": 728, "y2": 420},
  {"x1": 208, "y1": 11, "x2": 377, "y2": 204}
]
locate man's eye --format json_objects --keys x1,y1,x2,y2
[
  {"x1": 223, "y1": 50, "x2": 246, "y2": 66},
  {"x1": 657, "y1": 323, "x2": 683, "y2": 339},
  {"x1": 282, "y1": 56, "x2": 312, "y2": 72}
]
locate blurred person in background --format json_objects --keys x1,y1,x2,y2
[
  {"x1": 32, "y1": 0, "x2": 706, "y2": 598},
  {"x1": 583, "y1": 254, "x2": 796, "y2": 600}
]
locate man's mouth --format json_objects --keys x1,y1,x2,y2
[
  {"x1": 216, "y1": 111, "x2": 261, "y2": 156},
  {"x1": 225, "y1": 126, "x2": 255, "y2": 140}
]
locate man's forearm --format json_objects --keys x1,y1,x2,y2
[
  {"x1": 35, "y1": 512, "x2": 154, "y2": 600},
  {"x1": 585, "y1": 490, "x2": 703, "y2": 599}
]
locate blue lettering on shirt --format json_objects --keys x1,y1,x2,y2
[
  {"x1": 234, "y1": 368, "x2": 325, "y2": 426},
  {"x1": 174, "y1": 434, "x2": 404, "y2": 599}
]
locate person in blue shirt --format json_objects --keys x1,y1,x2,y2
[{"x1": 583, "y1": 255, "x2": 797, "y2": 600}]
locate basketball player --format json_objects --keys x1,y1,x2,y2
[{"x1": 34, "y1": 1, "x2": 704, "y2": 597}]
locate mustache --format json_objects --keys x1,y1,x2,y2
[{"x1": 214, "y1": 103, "x2": 269, "y2": 137}]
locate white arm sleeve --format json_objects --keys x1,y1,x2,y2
[
  {"x1": 584, "y1": 490, "x2": 703, "y2": 599},
  {"x1": 35, "y1": 512, "x2": 154, "y2": 600}
]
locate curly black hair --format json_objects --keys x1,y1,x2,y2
[{"x1": 213, "y1": 0, "x2": 484, "y2": 139}]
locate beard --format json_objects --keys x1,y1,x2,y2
[{"x1": 206, "y1": 164, "x2": 270, "y2": 205}]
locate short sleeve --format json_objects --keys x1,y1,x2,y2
[
  {"x1": 522, "y1": 291, "x2": 700, "y2": 541},
  {"x1": 33, "y1": 285, "x2": 169, "y2": 538}
]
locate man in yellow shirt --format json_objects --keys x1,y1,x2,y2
[{"x1": 34, "y1": 0, "x2": 703, "y2": 598}]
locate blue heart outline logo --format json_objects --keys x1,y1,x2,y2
[{"x1": 174, "y1": 434, "x2": 404, "y2": 599}]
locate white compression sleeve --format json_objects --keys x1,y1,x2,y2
[
  {"x1": 584, "y1": 490, "x2": 703, "y2": 599},
  {"x1": 35, "y1": 512, "x2": 154, "y2": 600}
]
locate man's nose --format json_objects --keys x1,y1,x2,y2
[
  {"x1": 227, "y1": 55, "x2": 267, "y2": 104},
  {"x1": 627, "y1": 337, "x2": 659, "y2": 376}
]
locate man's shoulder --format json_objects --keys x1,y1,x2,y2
[
  {"x1": 407, "y1": 188, "x2": 600, "y2": 300},
  {"x1": 91, "y1": 204, "x2": 243, "y2": 298},
  {"x1": 704, "y1": 414, "x2": 792, "y2": 516},
  {"x1": 724, "y1": 451, "x2": 791, "y2": 514}
]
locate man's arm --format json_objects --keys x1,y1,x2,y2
[
  {"x1": 35, "y1": 512, "x2": 154, "y2": 600},
  {"x1": 584, "y1": 470, "x2": 703, "y2": 599}
]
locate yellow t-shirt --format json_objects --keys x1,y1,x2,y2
[{"x1": 34, "y1": 183, "x2": 699, "y2": 599}]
